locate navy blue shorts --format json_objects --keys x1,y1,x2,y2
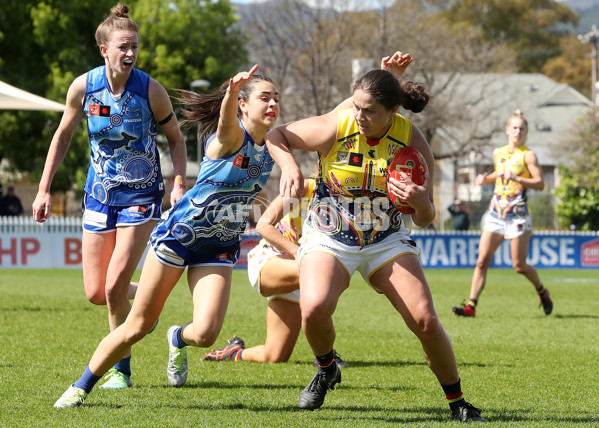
[
  {"x1": 149, "y1": 219, "x2": 240, "y2": 268},
  {"x1": 82, "y1": 193, "x2": 162, "y2": 233}
]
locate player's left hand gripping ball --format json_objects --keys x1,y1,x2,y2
[{"x1": 387, "y1": 146, "x2": 428, "y2": 214}]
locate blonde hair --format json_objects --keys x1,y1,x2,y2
[
  {"x1": 507, "y1": 109, "x2": 528, "y2": 129},
  {"x1": 95, "y1": 3, "x2": 138, "y2": 46}
]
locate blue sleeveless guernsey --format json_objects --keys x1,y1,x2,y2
[
  {"x1": 83, "y1": 66, "x2": 164, "y2": 206},
  {"x1": 150, "y1": 124, "x2": 274, "y2": 264}
]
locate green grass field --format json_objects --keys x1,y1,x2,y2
[{"x1": 1, "y1": 268, "x2": 598, "y2": 427}]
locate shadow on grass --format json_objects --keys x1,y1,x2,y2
[
  {"x1": 290, "y1": 359, "x2": 488, "y2": 368},
  {"x1": 328, "y1": 360, "x2": 428, "y2": 368},
  {"x1": 316, "y1": 405, "x2": 450, "y2": 423},
  {"x1": 2, "y1": 306, "x2": 63, "y2": 312},
  {"x1": 150, "y1": 381, "x2": 418, "y2": 393},
  {"x1": 83, "y1": 403, "x2": 124, "y2": 409},
  {"x1": 2, "y1": 305, "x2": 95, "y2": 312},
  {"x1": 488, "y1": 408, "x2": 599, "y2": 424},
  {"x1": 554, "y1": 314, "x2": 599, "y2": 319},
  {"x1": 314, "y1": 406, "x2": 599, "y2": 424},
  {"x1": 130, "y1": 400, "x2": 599, "y2": 425}
]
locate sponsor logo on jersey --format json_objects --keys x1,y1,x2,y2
[
  {"x1": 233, "y1": 154, "x2": 249, "y2": 169},
  {"x1": 343, "y1": 139, "x2": 357, "y2": 150},
  {"x1": 89, "y1": 104, "x2": 111, "y2": 117},
  {"x1": 336, "y1": 151, "x2": 349, "y2": 163},
  {"x1": 348, "y1": 153, "x2": 364, "y2": 167},
  {"x1": 125, "y1": 107, "x2": 141, "y2": 119}
]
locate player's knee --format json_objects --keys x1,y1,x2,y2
[
  {"x1": 513, "y1": 262, "x2": 527, "y2": 274},
  {"x1": 414, "y1": 311, "x2": 442, "y2": 337},
  {"x1": 104, "y1": 281, "x2": 129, "y2": 305},
  {"x1": 188, "y1": 328, "x2": 219, "y2": 347},
  {"x1": 475, "y1": 258, "x2": 492, "y2": 271},
  {"x1": 124, "y1": 325, "x2": 148, "y2": 344},
  {"x1": 86, "y1": 290, "x2": 107, "y2": 305},
  {"x1": 300, "y1": 302, "x2": 326, "y2": 326},
  {"x1": 265, "y1": 349, "x2": 291, "y2": 363}
]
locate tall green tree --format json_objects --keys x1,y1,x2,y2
[
  {"x1": 432, "y1": 0, "x2": 579, "y2": 72},
  {"x1": 132, "y1": 0, "x2": 246, "y2": 93},
  {"x1": 0, "y1": 0, "x2": 113, "y2": 192},
  {"x1": 555, "y1": 109, "x2": 599, "y2": 231},
  {"x1": 0, "y1": 0, "x2": 246, "y2": 193}
]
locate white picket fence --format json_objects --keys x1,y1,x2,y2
[{"x1": 0, "y1": 215, "x2": 82, "y2": 233}]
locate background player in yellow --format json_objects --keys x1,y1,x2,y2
[{"x1": 452, "y1": 109, "x2": 552, "y2": 317}]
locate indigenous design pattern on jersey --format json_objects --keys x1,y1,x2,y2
[
  {"x1": 83, "y1": 66, "x2": 164, "y2": 206},
  {"x1": 154, "y1": 125, "x2": 274, "y2": 259},
  {"x1": 490, "y1": 144, "x2": 531, "y2": 219},
  {"x1": 306, "y1": 109, "x2": 412, "y2": 247}
]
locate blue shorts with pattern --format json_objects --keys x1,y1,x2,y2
[
  {"x1": 82, "y1": 193, "x2": 162, "y2": 233},
  {"x1": 149, "y1": 219, "x2": 240, "y2": 268}
]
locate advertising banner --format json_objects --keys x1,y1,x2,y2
[{"x1": 1, "y1": 224, "x2": 597, "y2": 269}]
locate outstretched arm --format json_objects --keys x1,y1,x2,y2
[
  {"x1": 208, "y1": 65, "x2": 260, "y2": 159},
  {"x1": 266, "y1": 112, "x2": 337, "y2": 198},
  {"x1": 32, "y1": 75, "x2": 86, "y2": 223},
  {"x1": 381, "y1": 51, "x2": 413, "y2": 79},
  {"x1": 266, "y1": 128, "x2": 304, "y2": 198}
]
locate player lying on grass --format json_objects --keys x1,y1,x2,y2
[{"x1": 201, "y1": 178, "x2": 347, "y2": 367}]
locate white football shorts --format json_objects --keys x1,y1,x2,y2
[
  {"x1": 298, "y1": 224, "x2": 421, "y2": 292},
  {"x1": 483, "y1": 213, "x2": 531, "y2": 239},
  {"x1": 247, "y1": 243, "x2": 300, "y2": 303}
]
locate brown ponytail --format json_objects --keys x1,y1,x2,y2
[{"x1": 95, "y1": 3, "x2": 139, "y2": 47}]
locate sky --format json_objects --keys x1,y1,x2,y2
[{"x1": 232, "y1": 0, "x2": 385, "y2": 8}]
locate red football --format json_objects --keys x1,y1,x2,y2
[{"x1": 387, "y1": 146, "x2": 428, "y2": 213}]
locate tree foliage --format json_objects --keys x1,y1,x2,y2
[
  {"x1": 432, "y1": 0, "x2": 579, "y2": 72},
  {"x1": 554, "y1": 109, "x2": 599, "y2": 231},
  {"x1": 240, "y1": 0, "x2": 362, "y2": 121},
  {"x1": 0, "y1": 0, "x2": 113, "y2": 191},
  {"x1": 543, "y1": 33, "x2": 594, "y2": 99},
  {"x1": 132, "y1": 0, "x2": 246, "y2": 93},
  {"x1": 0, "y1": 0, "x2": 246, "y2": 192}
]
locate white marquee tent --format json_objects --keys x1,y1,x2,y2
[{"x1": 0, "y1": 79, "x2": 65, "y2": 111}]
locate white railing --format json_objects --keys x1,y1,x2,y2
[{"x1": 0, "y1": 216, "x2": 82, "y2": 234}]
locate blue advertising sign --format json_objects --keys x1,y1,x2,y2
[
  {"x1": 412, "y1": 232, "x2": 599, "y2": 269},
  {"x1": 238, "y1": 231, "x2": 599, "y2": 269}
]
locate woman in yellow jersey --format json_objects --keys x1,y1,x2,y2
[
  {"x1": 266, "y1": 56, "x2": 486, "y2": 422},
  {"x1": 202, "y1": 179, "x2": 346, "y2": 366},
  {"x1": 199, "y1": 53, "x2": 415, "y2": 365},
  {"x1": 452, "y1": 110, "x2": 552, "y2": 318}
]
